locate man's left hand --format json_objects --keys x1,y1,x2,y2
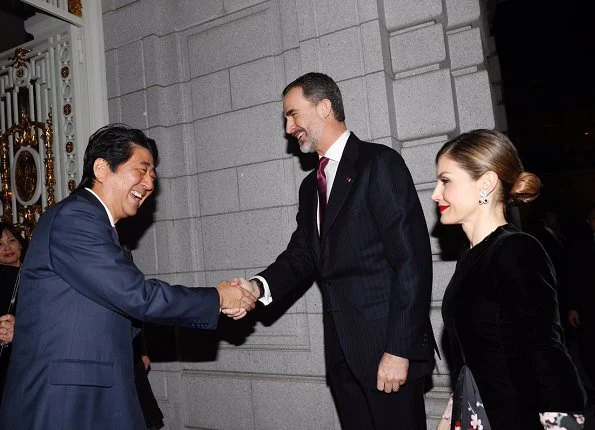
[{"x1": 376, "y1": 352, "x2": 409, "y2": 393}]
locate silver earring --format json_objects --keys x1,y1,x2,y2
[{"x1": 478, "y1": 189, "x2": 488, "y2": 205}]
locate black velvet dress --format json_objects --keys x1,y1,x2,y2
[
  {"x1": 0, "y1": 264, "x2": 19, "y2": 407},
  {"x1": 442, "y1": 224, "x2": 586, "y2": 429}
]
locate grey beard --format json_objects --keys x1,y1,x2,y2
[{"x1": 299, "y1": 140, "x2": 317, "y2": 154}]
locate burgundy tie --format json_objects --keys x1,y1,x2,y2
[{"x1": 316, "y1": 157, "x2": 330, "y2": 230}]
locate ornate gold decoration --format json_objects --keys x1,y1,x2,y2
[
  {"x1": 17, "y1": 205, "x2": 41, "y2": 241},
  {"x1": 63, "y1": 104, "x2": 71, "y2": 116},
  {"x1": 15, "y1": 150, "x2": 37, "y2": 202},
  {"x1": 0, "y1": 135, "x2": 12, "y2": 224},
  {"x1": 61, "y1": 67, "x2": 70, "y2": 79},
  {"x1": 68, "y1": 180, "x2": 77, "y2": 192},
  {"x1": 68, "y1": 0, "x2": 82, "y2": 17},
  {"x1": 9, "y1": 48, "x2": 30, "y2": 69},
  {"x1": 0, "y1": 111, "x2": 56, "y2": 232},
  {"x1": 65, "y1": 141, "x2": 73, "y2": 153},
  {"x1": 44, "y1": 113, "x2": 56, "y2": 207}
]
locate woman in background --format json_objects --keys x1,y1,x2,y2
[
  {"x1": 432, "y1": 130, "x2": 586, "y2": 429},
  {"x1": 0, "y1": 222, "x2": 27, "y2": 405}
]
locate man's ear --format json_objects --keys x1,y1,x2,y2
[
  {"x1": 317, "y1": 98, "x2": 332, "y2": 119},
  {"x1": 93, "y1": 158, "x2": 109, "y2": 183}
]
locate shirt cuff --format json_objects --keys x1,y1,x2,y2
[{"x1": 250, "y1": 276, "x2": 272, "y2": 305}]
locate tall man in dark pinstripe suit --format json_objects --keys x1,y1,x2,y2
[{"x1": 227, "y1": 73, "x2": 435, "y2": 429}]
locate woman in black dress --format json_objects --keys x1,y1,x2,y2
[
  {"x1": 0, "y1": 222, "x2": 27, "y2": 405},
  {"x1": 432, "y1": 130, "x2": 586, "y2": 429}
]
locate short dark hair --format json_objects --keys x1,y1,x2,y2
[
  {"x1": 283, "y1": 72, "x2": 345, "y2": 122},
  {"x1": 0, "y1": 221, "x2": 28, "y2": 262},
  {"x1": 76, "y1": 124, "x2": 159, "y2": 191}
]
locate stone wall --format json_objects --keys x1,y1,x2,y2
[{"x1": 101, "y1": 0, "x2": 503, "y2": 428}]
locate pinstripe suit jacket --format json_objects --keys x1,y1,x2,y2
[{"x1": 259, "y1": 133, "x2": 435, "y2": 389}]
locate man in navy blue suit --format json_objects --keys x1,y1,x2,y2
[
  {"x1": 227, "y1": 73, "x2": 435, "y2": 430},
  {"x1": 0, "y1": 124, "x2": 257, "y2": 429}
]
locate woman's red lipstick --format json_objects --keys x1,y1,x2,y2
[{"x1": 438, "y1": 205, "x2": 448, "y2": 213}]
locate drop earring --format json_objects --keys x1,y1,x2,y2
[{"x1": 478, "y1": 189, "x2": 488, "y2": 205}]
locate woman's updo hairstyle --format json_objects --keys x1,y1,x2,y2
[{"x1": 436, "y1": 129, "x2": 541, "y2": 205}]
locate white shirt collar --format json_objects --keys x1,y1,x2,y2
[
  {"x1": 85, "y1": 187, "x2": 116, "y2": 227},
  {"x1": 322, "y1": 130, "x2": 350, "y2": 162}
]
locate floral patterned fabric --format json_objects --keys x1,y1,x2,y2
[
  {"x1": 539, "y1": 412, "x2": 585, "y2": 430},
  {"x1": 451, "y1": 365, "x2": 491, "y2": 430}
]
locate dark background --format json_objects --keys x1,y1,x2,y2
[{"x1": 492, "y1": 1, "x2": 595, "y2": 238}]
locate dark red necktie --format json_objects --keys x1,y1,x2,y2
[{"x1": 316, "y1": 157, "x2": 330, "y2": 230}]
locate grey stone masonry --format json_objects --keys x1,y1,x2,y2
[{"x1": 102, "y1": 0, "x2": 503, "y2": 427}]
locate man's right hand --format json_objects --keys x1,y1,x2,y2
[
  {"x1": 216, "y1": 280, "x2": 257, "y2": 313},
  {"x1": 221, "y1": 277, "x2": 260, "y2": 320},
  {"x1": 568, "y1": 310, "x2": 580, "y2": 328}
]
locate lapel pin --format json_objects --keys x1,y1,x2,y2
[{"x1": 346, "y1": 177, "x2": 352, "y2": 183}]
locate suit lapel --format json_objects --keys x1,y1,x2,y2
[
  {"x1": 321, "y1": 135, "x2": 358, "y2": 240},
  {"x1": 302, "y1": 173, "x2": 322, "y2": 259}
]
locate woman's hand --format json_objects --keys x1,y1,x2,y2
[{"x1": 436, "y1": 394, "x2": 453, "y2": 430}]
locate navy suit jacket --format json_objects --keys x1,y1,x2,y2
[
  {"x1": 0, "y1": 190, "x2": 220, "y2": 430},
  {"x1": 260, "y1": 134, "x2": 435, "y2": 389}
]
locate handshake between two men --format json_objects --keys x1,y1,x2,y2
[{"x1": 215, "y1": 277, "x2": 261, "y2": 319}]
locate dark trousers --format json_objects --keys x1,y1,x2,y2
[{"x1": 326, "y1": 316, "x2": 427, "y2": 430}]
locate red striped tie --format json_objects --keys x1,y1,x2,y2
[{"x1": 316, "y1": 157, "x2": 329, "y2": 230}]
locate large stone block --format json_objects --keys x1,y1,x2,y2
[
  {"x1": 454, "y1": 70, "x2": 495, "y2": 133},
  {"x1": 384, "y1": 0, "x2": 443, "y2": 32},
  {"x1": 153, "y1": 220, "x2": 174, "y2": 273},
  {"x1": 230, "y1": 57, "x2": 279, "y2": 110},
  {"x1": 132, "y1": 224, "x2": 157, "y2": 275},
  {"x1": 102, "y1": 1, "x2": 154, "y2": 50},
  {"x1": 361, "y1": 19, "x2": 390, "y2": 75},
  {"x1": 253, "y1": 377, "x2": 340, "y2": 430},
  {"x1": 338, "y1": 77, "x2": 369, "y2": 141},
  {"x1": 278, "y1": 0, "x2": 299, "y2": 49},
  {"x1": 169, "y1": 174, "x2": 201, "y2": 219},
  {"x1": 201, "y1": 207, "x2": 293, "y2": 270},
  {"x1": 238, "y1": 159, "x2": 297, "y2": 210},
  {"x1": 447, "y1": 27, "x2": 483, "y2": 70},
  {"x1": 170, "y1": 218, "x2": 204, "y2": 272},
  {"x1": 143, "y1": 33, "x2": 186, "y2": 88},
  {"x1": 117, "y1": 40, "x2": 145, "y2": 95},
  {"x1": 187, "y1": 6, "x2": 279, "y2": 78},
  {"x1": 194, "y1": 102, "x2": 285, "y2": 172},
  {"x1": 318, "y1": 27, "x2": 364, "y2": 82},
  {"x1": 198, "y1": 168, "x2": 240, "y2": 216},
  {"x1": 401, "y1": 139, "x2": 445, "y2": 184},
  {"x1": 146, "y1": 82, "x2": 192, "y2": 128},
  {"x1": 445, "y1": 0, "x2": 480, "y2": 29},
  {"x1": 104, "y1": 49, "x2": 119, "y2": 99},
  {"x1": 107, "y1": 97, "x2": 120, "y2": 123},
  {"x1": 154, "y1": 0, "x2": 223, "y2": 35},
  {"x1": 390, "y1": 23, "x2": 445, "y2": 73},
  {"x1": 358, "y1": 0, "x2": 381, "y2": 23},
  {"x1": 119, "y1": 90, "x2": 148, "y2": 130},
  {"x1": 148, "y1": 123, "x2": 196, "y2": 178},
  {"x1": 183, "y1": 373, "x2": 255, "y2": 429},
  {"x1": 191, "y1": 70, "x2": 231, "y2": 119},
  {"x1": 311, "y1": 0, "x2": 358, "y2": 36},
  {"x1": 364, "y1": 71, "x2": 394, "y2": 140},
  {"x1": 101, "y1": 0, "x2": 113, "y2": 14},
  {"x1": 153, "y1": 177, "x2": 172, "y2": 222},
  {"x1": 393, "y1": 68, "x2": 456, "y2": 140}
]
